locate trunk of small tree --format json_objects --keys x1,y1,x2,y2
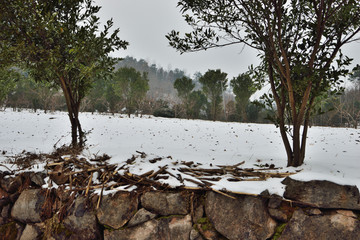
[
  {"x1": 268, "y1": 63, "x2": 308, "y2": 167},
  {"x1": 59, "y1": 76, "x2": 84, "y2": 148},
  {"x1": 278, "y1": 119, "x2": 307, "y2": 167}
]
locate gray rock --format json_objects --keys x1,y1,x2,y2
[
  {"x1": 190, "y1": 229, "x2": 201, "y2": 240},
  {"x1": 11, "y1": 189, "x2": 45, "y2": 223},
  {"x1": 193, "y1": 205, "x2": 204, "y2": 224},
  {"x1": 2, "y1": 175, "x2": 22, "y2": 193},
  {"x1": 127, "y1": 208, "x2": 157, "y2": 227},
  {"x1": 20, "y1": 224, "x2": 42, "y2": 240},
  {"x1": 166, "y1": 214, "x2": 193, "y2": 240},
  {"x1": 97, "y1": 191, "x2": 138, "y2": 229},
  {"x1": 105, "y1": 214, "x2": 192, "y2": 240},
  {"x1": 0, "y1": 198, "x2": 9, "y2": 209},
  {"x1": 1, "y1": 204, "x2": 11, "y2": 218},
  {"x1": 141, "y1": 191, "x2": 189, "y2": 215},
  {"x1": 280, "y1": 209, "x2": 360, "y2": 240},
  {"x1": 0, "y1": 187, "x2": 9, "y2": 201},
  {"x1": 0, "y1": 204, "x2": 11, "y2": 224},
  {"x1": 269, "y1": 208, "x2": 288, "y2": 222},
  {"x1": 63, "y1": 196, "x2": 100, "y2": 240},
  {"x1": 205, "y1": 191, "x2": 276, "y2": 240},
  {"x1": 336, "y1": 209, "x2": 357, "y2": 217},
  {"x1": 282, "y1": 177, "x2": 360, "y2": 210},
  {"x1": 30, "y1": 172, "x2": 46, "y2": 187},
  {"x1": 105, "y1": 219, "x2": 158, "y2": 240},
  {"x1": 305, "y1": 208, "x2": 322, "y2": 216},
  {"x1": 268, "y1": 195, "x2": 283, "y2": 209}
]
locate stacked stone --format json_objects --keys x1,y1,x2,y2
[{"x1": 1, "y1": 171, "x2": 360, "y2": 240}]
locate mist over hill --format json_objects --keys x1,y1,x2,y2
[{"x1": 115, "y1": 56, "x2": 189, "y2": 99}]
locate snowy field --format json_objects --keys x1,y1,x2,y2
[{"x1": 0, "y1": 109, "x2": 359, "y2": 196}]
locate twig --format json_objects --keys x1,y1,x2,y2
[
  {"x1": 184, "y1": 178, "x2": 207, "y2": 188},
  {"x1": 85, "y1": 172, "x2": 93, "y2": 196},
  {"x1": 211, "y1": 188, "x2": 236, "y2": 200},
  {"x1": 148, "y1": 165, "x2": 168, "y2": 179},
  {"x1": 97, "y1": 183, "x2": 104, "y2": 209},
  {"x1": 216, "y1": 161, "x2": 245, "y2": 168},
  {"x1": 0, "y1": 164, "x2": 13, "y2": 172}
]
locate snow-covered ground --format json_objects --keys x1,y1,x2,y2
[{"x1": 0, "y1": 109, "x2": 359, "y2": 196}]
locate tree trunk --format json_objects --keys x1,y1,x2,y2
[
  {"x1": 278, "y1": 116, "x2": 293, "y2": 166},
  {"x1": 59, "y1": 76, "x2": 83, "y2": 147},
  {"x1": 73, "y1": 103, "x2": 84, "y2": 147},
  {"x1": 288, "y1": 123, "x2": 304, "y2": 167},
  {"x1": 212, "y1": 95, "x2": 217, "y2": 121}
]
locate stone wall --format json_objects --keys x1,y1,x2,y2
[{"x1": 1, "y1": 172, "x2": 360, "y2": 240}]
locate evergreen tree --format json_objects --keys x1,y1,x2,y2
[
  {"x1": 199, "y1": 69, "x2": 228, "y2": 121},
  {"x1": 174, "y1": 76, "x2": 195, "y2": 118},
  {"x1": 231, "y1": 72, "x2": 257, "y2": 122},
  {"x1": 113, "y1": 67, "x2": 149, "y2": 116}
]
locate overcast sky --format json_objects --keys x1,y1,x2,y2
[{"x1": 94, "y1": 0, "x2": 359, "y2": 80}]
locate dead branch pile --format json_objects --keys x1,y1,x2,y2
[
  {"x1": 43, "y1": 151, "x2": 298, "y2": 196},
  {"x1": 44, "y1": 153, "x2": 172, "y2": 196},
  {"x1": 4, "y1": 148, "x2": 299, "y2": 200},
  {"x1": 177, "y1": 161, "x2": 297, "y2": 188}
]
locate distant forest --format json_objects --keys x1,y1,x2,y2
[
  {"x1": 115, "y1": 56, "x2": 188, "y2": 98},
  {"x1": 1, "y1": 56, "x2": 195, "y2": 114},
  {"x1": 1, "y1": 56, "x2": 359, "y2": 128}
]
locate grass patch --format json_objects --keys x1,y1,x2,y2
[
  {"x1": 272, "y1": 223, "x2": 287, "y2": 240},
  {"x1": 196, "y1": 217, "x2": 214, "y2": 231}
]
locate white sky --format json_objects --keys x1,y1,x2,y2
[{"x1": 94, "y1": 0, "x2": 360, "y2": 80}]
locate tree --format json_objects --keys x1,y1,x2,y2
[
  {"x1": 336, "y1": 88, "x2": 360, "y2": 129},
  {"x1": 83, "y1": 77, "x2": 108, "y2": 113},
  {"x1": 2, "y1": 0, "x2": 128, "y2": 146},
  {"x1": 0, "y1": 68, "x2": 18, "y2": 109},
  {"x1": 349, "y1": 65, "x2": 360, "y2": 87},
  {"x1": 105, "y1": 83, "x2": 122, "y2": 115},
  {"x1": 199, "y1": 69, "x2": 228, "y2": 121},
  {"x1": 113, "y1": 67, "x2": 149, "y2": 117},
  {"x1": 336, "y1": 67, "x2": 360, "y2": 128},
  {"x1": 188, "y1": 90, "x2": 208, "y2": 119},
  {"x1": 167, "y1": 0, "x2": 360, "y2": 167},
  {"x1": 231, "y1": 72, "x2": 257, "y2": 122},
  {"x1": 174, "y1": 76, "x2": 195, "y2": 118}
]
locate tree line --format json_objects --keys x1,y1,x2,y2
[{"x1": 2, "y1": 60, "x2": 359, "y2": 130}]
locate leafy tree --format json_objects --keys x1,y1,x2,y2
[
  {"x1": 83, "y1": 77, "x2": 108, "y2": 113},
  {"x1": 174, "y1": 76, "x2": 195, "y2": 99},
  {"x1": 174, "y1": 76, "x2": 195, "y2": 118},
  {"x1": 167, "y1": 0, "x2": 360, "y2": 167},
  {"x1": 0, "y1": 2, "x2": 21, "y2": 69},
  {"x1": 311, "y1": 95, "x2": 341, "y2": 127},
  {"x1": 246, "y1": 101, "x2": 266, "y2": 123},
  {"x1": 105, "y1": 84, "x2": 122, "y2": 115},
  {"x1": 336, "y1": 68, "x2": 360, "y2": 128},
  {"x1": 0, "y1": 68, "x2": 18, "y2": 109},
  {"x1": 349, "y1": 65, "x2": 360, "y2": 87},
  {"x1": 113, "y1": 67, "x2": 149, "y2": 117},
  {"x1": 199, "y1": 69, "x2": 228, "y2": 121},
  {"x1": 30, "y1": 80, "x2": 59, "y2": 113},
  {"x1": 115, "y1": 56, "x2": 187, "y2": 98},
  {"x1": 337, "y1": 88, "x2": 360, "y2": 129},
  {"x1": 2, "y1": 0, "x2": 128, "y2": 146},
  {"x1": 188, "y1": 90, "x2": 208, "y2": 119},
  {"x1": 231, "y1": 72, "x2": 257, "y2": 122}
]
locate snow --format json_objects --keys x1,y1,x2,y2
[{"x1": 0, "y1": 109, "x2": 359, "y2": 196}]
